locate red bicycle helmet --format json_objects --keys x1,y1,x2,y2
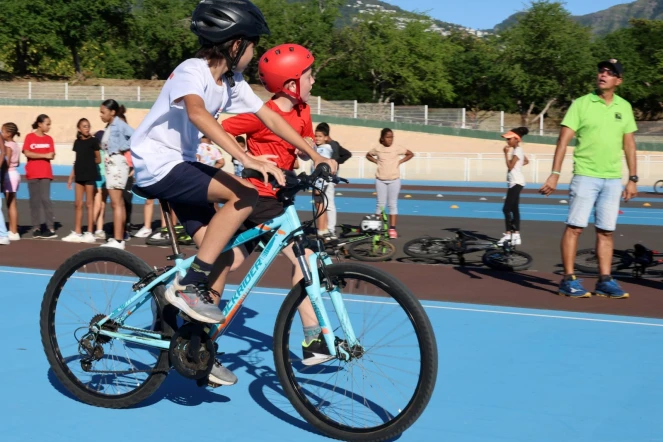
[{"x1": 258, "y1": 44, "x2": 315, "y2": 103}]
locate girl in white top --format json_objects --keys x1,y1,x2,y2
[{"x1": 499, "y1": 127, "x2": 530, "y2": 246}]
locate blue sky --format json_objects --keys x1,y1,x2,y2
[{"x1": 383, "y1": 0, "x2": 634, "y2": 29}]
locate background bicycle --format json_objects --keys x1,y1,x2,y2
[
  {"x1": 403, "y1": 229, "x2": 534, "y2": 271},
  {"x1": 575, "y1": 243, "x2": 663, "y2": 279}
]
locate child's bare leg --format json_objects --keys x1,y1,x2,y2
[
  {"x1": 86, "y1": 185, "x2": 96, "y2": 233},
  {"x1": 180, "y1": 172, "x2": 258, "y2": 294},
  {"x1": 74, "y1": 183, "x2": 85, "y2": 234}
]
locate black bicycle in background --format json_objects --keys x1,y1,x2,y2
[
  {"x1": 403, "y1": 229, "x2": 533, "y2": 271},
  {"x1": 575, "y1": 243, "x2": 663, "y2": 279}
]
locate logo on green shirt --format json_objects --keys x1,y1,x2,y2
[{"x1": 615, "y1": 112, "x2": 622, "y2": 121}]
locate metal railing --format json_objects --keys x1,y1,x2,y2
[{"x1": 3, "y1": 82, "x2": 662, "y2": 140}]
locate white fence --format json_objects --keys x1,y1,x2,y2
[
  {"x1": 44, "y1": 144, "x2": 663, "y2": 185},
  {"x1": 3, "y1": 83, "x2": 662, "y2": 140}
]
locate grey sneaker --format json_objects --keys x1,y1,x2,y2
[
  {"x1": 208, "y1": 360, "x2": 238, "y2": 386},
  {"x1": 164, "y1": 274, "x2": 225, "y2": 324}
]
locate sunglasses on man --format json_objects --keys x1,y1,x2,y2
[{"x1": 598, "y1": 67, "x2": 619, "y2": 77}]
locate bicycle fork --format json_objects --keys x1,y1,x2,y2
[{"x1": 292, "y1": 235, "x2": 361, "y2": 361}]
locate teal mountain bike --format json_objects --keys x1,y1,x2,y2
[{"x1": 40, "y1": 164, "x2": 438, "y2": 441}]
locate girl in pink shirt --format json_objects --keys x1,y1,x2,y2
[{"x1": 2, "y1": 122, "x2": 21, "y2": 240}]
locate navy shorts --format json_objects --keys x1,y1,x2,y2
[{"x1": 139, "y1": 161, "x2": 218, "y2": 236}]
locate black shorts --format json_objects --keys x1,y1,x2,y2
[
  {"x1": 139, "y1": 161, "x2": 219, "y2": 236},
  {"x1": 75, "y1": 180, "x2": 97, "y2": 187},
  {"x1": 240, "y1": 196, "x2": 285, "y2": 254}
]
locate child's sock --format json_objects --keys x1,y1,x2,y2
[
  {"x1": 180, "y1": 257, "x2": 213, "y2": 286},
  {"x1": 303, "y1": 325, "x2": 322, "y2": 344}
]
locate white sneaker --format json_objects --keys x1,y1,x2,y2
[
  {"x1": 8, "y1": 232, "x2": 20, "y2": 241},
  {"x1": 0, "y1": 237, "x2": 9, "y2": 245},
  {"x1": 94, "y1": 230, "x2": 106, "y2": 240},
  {"x1": 62, "y1": 231, "x2": 84, "y2": 243},
  {"x1": 100, "y1": 239, "x2": 126, "y2": 250},
  {"x1": 82, "y1": 232, "x2": 97, "y2": 243},
  {"x1": 498, "y1": 233, "x2": 521, "y2": 246},
  {"x1": 133, "y1": 226, "x2": 153, "y2": 238}
]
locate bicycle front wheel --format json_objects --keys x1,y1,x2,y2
[
  {"x1": 273, "y1": 263, "x2": 438, "y2": 441},
  {"x1": 346, "y1": 238, "x2": 396, "y2": 262},
  {"x1": 40, "y1": 248, "x2": 174, "y2": 408}
]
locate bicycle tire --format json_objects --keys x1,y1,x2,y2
[
  {"x1": 482, "y1": 249, "x2": 533, "y2": 271},
  {"x1": 40, "y1": 247, "x2": 173, "y2": 408},
  {"x1": 346, "y1": 238, "x2": 396, "y2": 262},
  {"x1": 273, "y1": 263, "x2": 438, "y2": 441},
  {"x1": 574, "y1": 248, "x2": 634, "y2": 273},
  {"x1": 403, "y1": 237, "x2": 453, "y2": 259},
  {"x1": 654, "y1": 180, "x2": 663, "y2": 194}
]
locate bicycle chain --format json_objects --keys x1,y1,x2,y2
[{"x1": 82, "y1": 323, "x2": 172, "y2": 375}]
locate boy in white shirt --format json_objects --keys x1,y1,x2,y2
[{"x1": 130, "y1": 0, "x2": 336, "y2": 386}]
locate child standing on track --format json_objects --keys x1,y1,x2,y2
[
  {"x1": 366, "y1": 128, "x2": 413, "y2": 239},
  {"x1": 0, "y1": 135, "x2": 8, "y2": 245},
  {"x1": 63, "y1": 118, "x2": 101, "y2": 243},
  {"x1": 221, "y1": 42, "x2": 339, "y2": 367},
  {"x1": 499, "y1": 127, "x2": 530, "y2": 246},
  {"x1": 23, "y1": 114, "x2": 57, "y2": 239},
  {"x1": 2, "y1": 123, "x2": 21, "y2": 240},
  {"x1": 313, "y1": 128, "x2": 334, "y2": 239},
  {"x1": 130, "y1": 1, "x2": 335, "y2": 386}
]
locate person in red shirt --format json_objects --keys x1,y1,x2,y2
[
  {"x1": 220, "y1": 44, "x2": 335, "y2": 366},
  {"x1": 23, "y1": 114, "x2": 57, "y2": 239}
]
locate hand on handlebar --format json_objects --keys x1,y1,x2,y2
[
  {"x1": 313, "y1": 156, "x2": 338, "y2": 175},
  {"x1": 243, "y1": 156, "x2": 285, "y2": 187}
]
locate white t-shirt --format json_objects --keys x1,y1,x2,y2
[
  {"x1": 131, "y1": 58, "x2": 264, "y2": 187},
  {"x1": 507, "y1": 146, "x2": 526, "y2": 188}
]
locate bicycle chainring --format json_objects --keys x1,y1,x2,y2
[{"x1": 168, "y1": 323, "x2": 214, "y2": 380}]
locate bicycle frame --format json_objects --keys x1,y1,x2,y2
[{"x1": 94, "y1": 204, "x2": 360, "y2": 358}]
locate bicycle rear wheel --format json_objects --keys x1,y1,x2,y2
[
  {"x1": 574, "y1": 248, "x2": 634, "y2": 273},
  {"x1": 273, "y1": 263, "x2": 438, "y2": 441},
  {"x1": 40, "y1": 248, "x2": 174, "y2": 408},
  {"x1": 403, "y1": 237, "x2": 453, "y2": 259},
  {"x1": 346, "y1": 238, "x2": 396, "y2": 262},
  {"x1": 482, "y1": 249, "x2": 533, "y2": 271}
]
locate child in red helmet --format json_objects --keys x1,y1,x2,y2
[{"x1": 221, "y1": 43, "x2": 335, "y2": 366}]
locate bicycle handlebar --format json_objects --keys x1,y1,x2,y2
[{"x1": 241, "y1": 163, "x2": 349, "y2": 191}]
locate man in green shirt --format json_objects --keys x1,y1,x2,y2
[{"x1": 540, "y1": 59, "x2": 638, "y2": 299}]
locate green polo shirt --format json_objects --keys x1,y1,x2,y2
[{"x1": 561, "y1": 92, "x2": 637, "y2": 179}]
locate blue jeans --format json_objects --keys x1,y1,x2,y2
[
  {"x1": 566, "y1": 175, "x2": 622, "y2": 231},
  {"x1": 0, "y1": 195, "x2": 7, "y2": 238}
]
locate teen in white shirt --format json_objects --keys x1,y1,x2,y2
[{"x1": 129, "y1": 0, "x2": 336, "y2": 386}]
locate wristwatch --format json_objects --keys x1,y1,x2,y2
[{"x1": 628, "y1": 175, "x2": 639, "y2": 183}]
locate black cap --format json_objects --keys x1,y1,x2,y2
[{"x1": 598, "y1": 59, "x2": 624, "y2": 77}]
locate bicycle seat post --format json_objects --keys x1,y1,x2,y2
[{"x1": 160, "y1": 199, "x2": 182, "y2": 259}]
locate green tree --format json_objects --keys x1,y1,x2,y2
[
  {"x1": 132, "y1": 0, "x2": 200, "y2": 79},
  {"x1": 0, "y1": 0, "x2": 61, "y2": 76},
  {"x1": 344, "y1": 13, "x2": 455, "y2": 104},
  {"x1": 446, "y1": 33, "x2": 517, "y2": 114},
  {"x1": 50, "y1": 0, "x2": 134, "y2": 76},
  {"x1": 499, "y1": 1, "x2": 595, "y2": 124}
]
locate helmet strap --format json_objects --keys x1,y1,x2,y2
[{"x1": 222, "y1": 39, "x2": 250, "y2": 88}]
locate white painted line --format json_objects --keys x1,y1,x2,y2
[{"x1": 4, "y1": 268, "x2": 663, "y2": 328}]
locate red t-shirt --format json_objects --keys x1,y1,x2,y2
[
  {"x1": 23, "y1": 133, "x2": 55, "y2": 180},
  {"x1": 222, "y1": 100, "x2": 314, "y2": 198}
]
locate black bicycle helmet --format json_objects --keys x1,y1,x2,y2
[{"x1": 191, "y1": 0, "x2": 270, "y2": 46}]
